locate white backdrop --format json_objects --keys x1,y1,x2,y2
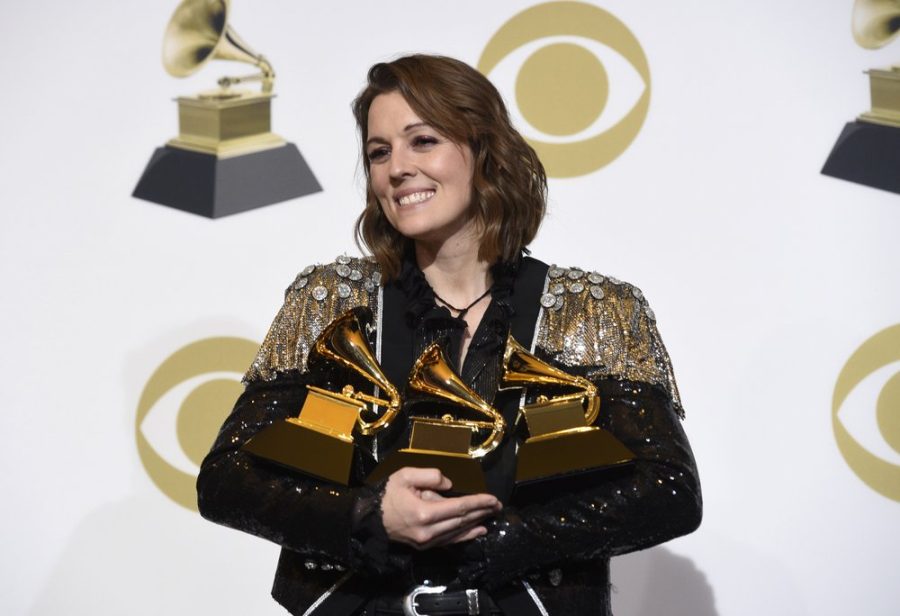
[{"x1": 2, "y1": 1, "x2": 899, "y2": 615}]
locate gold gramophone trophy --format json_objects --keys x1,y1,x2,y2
[
  {"x1": 366, "y1": 343, "x2": 506, "y2": 494},
  {"x1": 242, "y1": 308, "x2": 400, "y2": 485},
  {"x1": 501, "y1": 336, "x2": 634, "y2": 487},
  {"x1": 133, "y1": 0, "x2": 320, "y2": 217},
  {"x1": 822, "y1": 0, "x2": 900, "y2": 194}
]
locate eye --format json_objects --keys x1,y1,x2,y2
[
  {"x1": 367, "y1": 146, "x2": 390, "y2": 163},
  {"x1": 412, "y1": 135, "x2": 439, "y2": 148},
  {"x1": 832, "y1": 325, "x2": 900, "y2": 502},
  {"x1": 478, "y1": 2, "x2": 651, "y2": 178},
  {"x1": 135, "y1": 337, "x2": 258, "y2": 511}
]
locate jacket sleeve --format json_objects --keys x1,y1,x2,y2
[
  {"x1": 460, "y1": 377, "x2": 701, "y2": 589},
  {"x1": 460, "y1": 285, "x2": 702, "y2": 589},
  {"x1": 197, "y1": 370, "x2": 413, "y2": 577},
  {"x1": 196, "y1": 262, "x2": 406, "y2": 577}
]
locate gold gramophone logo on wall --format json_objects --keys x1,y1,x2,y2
[
  {"x1": 478, "y1": 1, "x2": 651, "y2": 178},
  {"x1": 833, "y1": 324, "x2": 900, "y2": 502},
  {"x1": 133, "y1": 0, "x2": 321, "y2": 218},
  {"x1": 821, "y1": 0, "x2": 900, "y2": 194},
  {"x1": 854, "y1": 0, "x2": 900, "y2": 126}
]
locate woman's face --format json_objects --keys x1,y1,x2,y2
[{"x1": 366, "y1": 91, "x2": 476, "y2": 248}]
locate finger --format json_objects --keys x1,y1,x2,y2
[
  {"x1": 407, "y1": 503, "x2": 498, "y2": 550},
  {"x1": 421, "y1": 505, "x2": 499, "y2": 539},
  {"x1": 423, "y1": 494, "x2": 501, "y2": 523},
  {"x1": 419, "y1": 489, "x2": 445, "y2": 502},
  {"x1": 397, "y1": 467, "x2": 452, "y2": 492},
  {"x1": 448, "y1": 525, "x2": 488, "y2": 544}
]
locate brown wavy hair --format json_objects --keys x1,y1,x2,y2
[{"x1": 352, "y1": 54, "x2": 547, "y2": 281}]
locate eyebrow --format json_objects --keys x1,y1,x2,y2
[{"x1": 366, "y1": 122, "x2": 430, "y2": 147}]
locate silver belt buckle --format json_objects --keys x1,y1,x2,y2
[{"x1": 402, "y1": 582, "x2": 447, "y2": 616}]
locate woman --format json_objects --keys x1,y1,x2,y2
[{"x1": 198, "y1": 54, "x2": 701, "y2": 616}]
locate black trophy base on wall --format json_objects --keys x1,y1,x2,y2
[
  {"x1": 133, "y1": 143, "x2": 321, "y2": 218},
  {"x1": 822, "y1": 121, "x2": 900, "y2": 195}
]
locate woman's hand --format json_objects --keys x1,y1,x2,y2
[{"x1": 382, "y1": 467, "x2": 501, "y2": 550}]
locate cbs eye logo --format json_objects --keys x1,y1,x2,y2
[
  {"x1": 135, "y1": 337, "x2": 258, "y2": 511},
  {"x1": 832, "y1": 324, "x2": 900, "y2": 502},
  {"x1": 478, "y1": 1, "x2": 650, "y2": 178}
]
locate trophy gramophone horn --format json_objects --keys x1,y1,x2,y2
[
  {"x1": 407, "y1": 343, "x2": 506, "y2": 458},
  {"x1": 366, "y1": 343, "x2": 506, "y2": 493},
  {"x1": 163, "y1": 0, "x2": 274, "y2": 93},
  {"x1": 502, "y1": 335, "x2": 599, "y2": 425},
  {"x1": 852, "y1": 0, "x2": 900, "y2": 49},
  {"x1": 242, "y1": 308, "x2": 399, "y2": 485},
  {"x1": 500, "y1": 335, "x2": 634, "y2": 488},
  {"x1": 308, "y1": 307, "x2": 401, "y2": 435}
]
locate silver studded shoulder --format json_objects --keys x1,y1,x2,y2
[
  {"x1": 541, "y1": 264, "x2": 616, "y2": 311},
  {"x1": 244, "y1": 255, "x2": 381, "y2": 383},
  {"x1": 534, "y1": 263, "x2": 682, "y2": 415}
]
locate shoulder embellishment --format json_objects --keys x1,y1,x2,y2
[
  {"x1": 540, "y1": 264, "x2": 655, "y2": 321},
  {"x1": 535, "y1": 264, "x2": 680, "y2": 415},
  {"x1": 245, "y1": 255, "x2": 381, "y2": 383}
]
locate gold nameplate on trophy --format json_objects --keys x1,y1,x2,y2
[
  {"x1": 502, "y1": 336, "x2": 634, "y2": 485},
  {"x1": 367, "y1": 343, "x2": 506, "y2": 494},
  {"x1": 243, "y1": 308, "x2": 400, "y2": 485},
  {"x1": 243, "y1": 385, "x2": 362, "y2": 484}
]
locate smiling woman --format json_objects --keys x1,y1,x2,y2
[
  {"x1": 196, "y1": 54, "x2": 701, "y2": 616},
  {"x1": 352, "y1": 56, "x2": 547, "y2": 284},
  {"x1": 364, "y1": 91, "x2": 477, "y2": 248}
]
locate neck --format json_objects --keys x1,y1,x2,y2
[{"x1": 414, "y1": 239, "x2": 492, "y2": 307}]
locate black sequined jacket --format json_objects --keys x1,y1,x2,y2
[{"x1": 197, "y1": 255, "x2": 701, "y2": 616}]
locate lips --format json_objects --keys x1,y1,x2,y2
[{"x1": 395, "y1": 189, "x2": 435, "y2": 206}]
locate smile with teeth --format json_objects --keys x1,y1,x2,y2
[{"x1": 396, "y1": 190, "x2": 435, "y2": 206}]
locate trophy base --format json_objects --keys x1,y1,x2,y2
[
  {"x1": 242, "y1": 420, "x2": 354, "y2": 485},
  {"x1": 132, "y1": 142, "x2": 321, "y2": 218},
  {"x1": 515, "y1": 426, "x2": 634, "y2": 485},
  {"x1": 821, "y1": 120, "x2": 900, "y2": 195},
  {"x1": 367, "y1": 449, "x2": 488, "y2": 494}
]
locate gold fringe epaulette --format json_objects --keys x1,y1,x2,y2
[
  {"x1": 244, "y1": 256, "x2": 380, "y2": 383},
  {"x1": 245, "y1": 258, "x2": 682, "y2": 415},
  {"x1": 534, "y1": 265, "x2": 683, "y2": 416}
]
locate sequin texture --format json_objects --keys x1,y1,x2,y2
[
  {"x1": 535, "y1": 265, "x2": 682, "y2": 415},
  {"x1": 244, "y1": 256, "x2": 380, "y2": 381},
  {"x1": 212, "y1": 256, "x2": 700, "y2": 616}
]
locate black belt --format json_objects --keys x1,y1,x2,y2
[{"x1": 369, "y1": 583, "x2": 502, "y2": 615}]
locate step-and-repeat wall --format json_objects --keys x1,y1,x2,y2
[{"x1": 2, "y1": 1, "x2": 898, "y2": 614}]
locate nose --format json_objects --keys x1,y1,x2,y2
[{"x1": 389, "y1": 147, "x2": 415, "y2": 181}]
